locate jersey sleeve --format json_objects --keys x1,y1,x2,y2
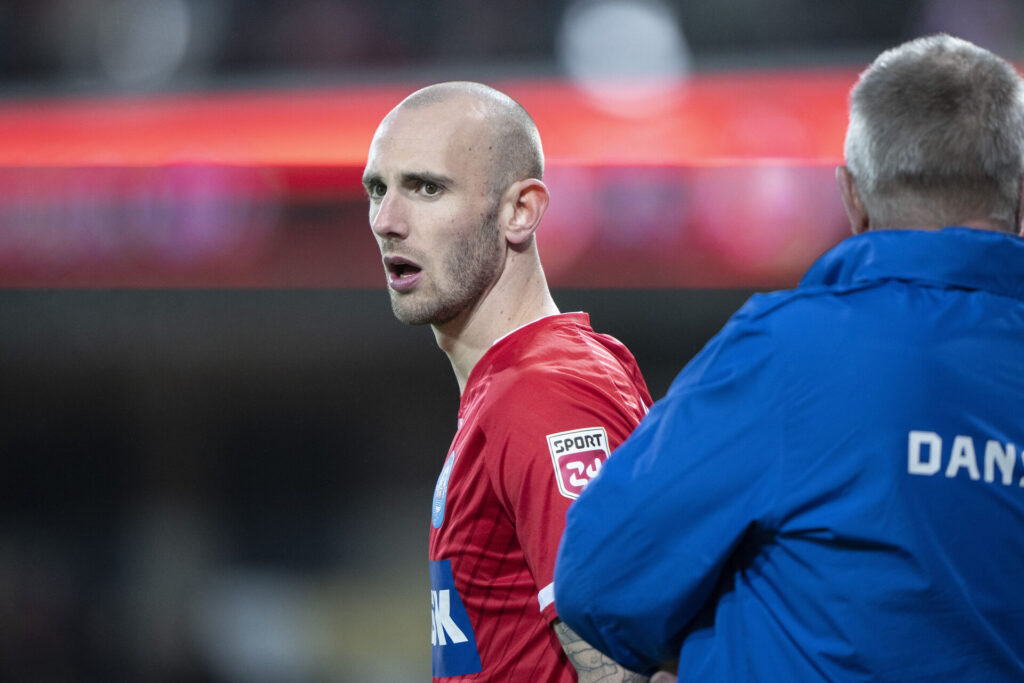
[
  {"x1": 553, "y1": 311, "x2": 786, "y2": 673},
  {"x1": 479, "y1": 368, "x2": 645, "y2": 625}
]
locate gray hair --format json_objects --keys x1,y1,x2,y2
[
  {"x1": 844, "y1": 34, "x2": 1024, "y2": 232},
  {"x1": 398, "y1": 81, "x2": 544, "y2": 197}
]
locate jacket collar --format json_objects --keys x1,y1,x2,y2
[{"x1": 801, "y1": 227, "x2": 1024, "y2": 301}]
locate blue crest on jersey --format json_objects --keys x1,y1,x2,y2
[
  {"x1": 430, "y1": 559, "x2": 482, "y2": 676},
  {"x1": 432, "y1": 451, "x2": 457, "y2": 529}
]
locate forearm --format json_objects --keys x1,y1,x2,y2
[{"x1": 553, "y1": 619, "x2": 650, "y2": 683}]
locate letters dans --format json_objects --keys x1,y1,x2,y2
[{"x1": 908, "y1": 430, "x2": 1023, "y2": 486}]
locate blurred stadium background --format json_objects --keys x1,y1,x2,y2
[{"x1": 1, "y1": 1, "x2": 1021, "y2": 681}]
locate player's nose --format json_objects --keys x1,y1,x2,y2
[{"x1": 370, "y1": 191, "x2": 409, "y2": 240}]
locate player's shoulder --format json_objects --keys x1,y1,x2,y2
[
  {"x1": 472, "y1": 314, "x2": 646, "y2": 424},
  {"x1": 485, "y1": 354, "x2": 583, "y2": 404},
  {"x1": 475, "y1": 348, "x2": 618, "y2": 428}
]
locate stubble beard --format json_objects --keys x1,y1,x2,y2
[{"x1": 390, "y1": 203, "x2": 504, "y2": 326}]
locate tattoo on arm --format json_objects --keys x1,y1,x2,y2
[{"x1": 553, "y1": 620, "x2": 649, "y2": 683}]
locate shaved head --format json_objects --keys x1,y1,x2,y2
[
  {"x1": 389, "y1": 81, "x2": 545, "y2": 198},
  {"x1": 364, "y1": 81, "x2": 554, "y2": 329}
]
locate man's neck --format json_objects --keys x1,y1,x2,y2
[
  {"x1": 433, "y1": 255, "x2": 559, "y2": 394},
  {"x1": 869, "y1": 216, "x2": 1016, "y2": 234}
]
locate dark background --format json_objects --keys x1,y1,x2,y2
[
  {"x1": 1, "y1": 1, "x2": 1022, "y2": 680},
  {"x1": 0, "y1": 289, "x2": 750, "y2": 681},
  {"x1": 1, "y1": 0, "x2": 1020, "y2": 93}
]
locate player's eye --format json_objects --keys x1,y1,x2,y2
[
  {"x1": 367, "y1": 182, "x2": 386, "y2": 200},
  {"x1": 419, "y1": 182, "x2": 441, "y2": 197}
]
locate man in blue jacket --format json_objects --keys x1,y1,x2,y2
[{"x1": 554, "y1": 34, "x2": 1024, "y2": 682}]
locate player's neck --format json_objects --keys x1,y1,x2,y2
[{"x1": 433, "y1": 253, "x2": 559, "y2": 394}]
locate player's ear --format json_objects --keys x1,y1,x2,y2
[
  {"x1": 837, "y1": 165, "x2": 870, "y2": 235},
  {"x1": 502, "y1": 178, "x2": 550, "y2": 246}
]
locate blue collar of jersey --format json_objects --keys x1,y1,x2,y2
[{"x1": 801, "y1": 227, "x2": 1024, "y2": 301}]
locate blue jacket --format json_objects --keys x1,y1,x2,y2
[{"x1": 554, "y1": 227, "x2": 1024, "y2": 681}]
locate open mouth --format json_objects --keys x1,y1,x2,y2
[
  {"x1": 384, "y1": 255, "x2": 422, "y2": 289},
  {"x1": 390, "y1": 261, "x2": 421, "y2": 278}
]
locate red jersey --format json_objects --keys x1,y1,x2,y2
[{"x1": 429, "y1": 313, "x2": 651, "y2": 680}]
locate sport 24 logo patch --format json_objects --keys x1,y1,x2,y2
[{"x1": 546, "y1": 427, "x2": 610, "y2": 499}]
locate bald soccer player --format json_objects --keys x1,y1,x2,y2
[{"x1": 362, "y1": 82, "x2": 654, "y2": 681}]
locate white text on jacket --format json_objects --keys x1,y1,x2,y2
[{"x1": 908, "y1": 430, "x2": 1023, "y2": 485}]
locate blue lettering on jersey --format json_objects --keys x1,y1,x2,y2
[
  {"x1": 430, "y1": 559, "x2": 482, "y2": 676},
  {"x1": 432, "y1": 450, "x2": 457, "y2": 529}
]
